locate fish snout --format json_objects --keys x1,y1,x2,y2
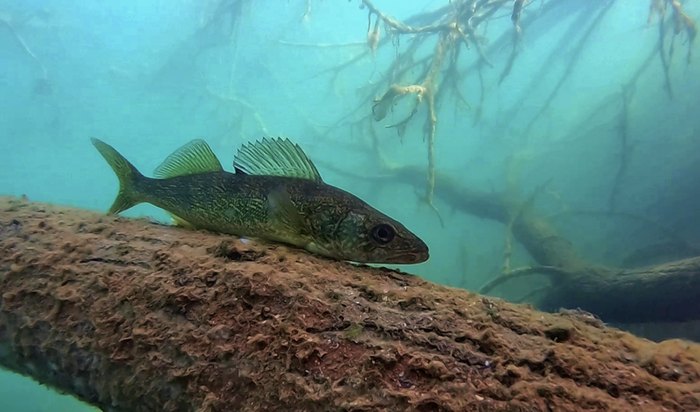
[
  {"x1": 390, "y1": 239, "x2": 429, "y2": 264},
  {"x1": 409, "y1": 240, "x2": 430, "y2": 263}
]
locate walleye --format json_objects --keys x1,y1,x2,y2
[{"x1": 91, "y1": 137, "x2": 429, "y2": 264}]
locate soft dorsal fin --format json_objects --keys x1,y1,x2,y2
[
  {"x1": 233, "y1": 137, "x2": 322, "y2": 182},
  {"x1": 154, "y1": 139, "x2": 223, "y2": 179}
]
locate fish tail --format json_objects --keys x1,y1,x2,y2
[{"x1": 91, "y1": 138, "x2": 145, "y2": 214}]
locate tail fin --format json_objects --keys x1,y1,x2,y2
[{"x1": 91, "y1": 138, "x2": 144, "y2": 214}]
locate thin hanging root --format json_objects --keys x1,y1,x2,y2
[
  {"x1": 371, "y1": 80, "x2": 439, "y2": 219},
  {"x1": 499, "y1": 47, "x2": 518, "y2": 84},
  {"x1": 657, "y1": 13, "x2": 674, "y2": 98},
  {"x1": 668, "y1": 0, "x2": 697, "y2": 61},
  {"x1": 420, "y1": 36, "x2": 448, "y2": 206},
  {"x1": 425, "y1": 89, "x2": 437, "y2": 207},
  {"x1": 500, "y1": 181, "x2": 549, "y2": 275},
  {"x1": 372, "y1": 84, "x2": 427, "y2": 121},
  {"x1": 367, "y1": 12, "x2": 380, "y2": 54},
  {"x1": 0, "y1": 18, "x2": 49, "y2": 80},
  {"x1": 649, "y1": 0, "x2": 697, "y2": 67},
  {"x1": 371, "y1": 34, "x2": 448, "y2": 207},
  {"x1": 502, "y1": 226, "x2": 513, "y2": 274},
  {"x1": 371, "y1": 79, "x2": 442, "y2": 224},
  {"x1": 648, "y1": 0, "x2": 674, "y2": 97},
  {"x1": 511, "y1": 0, "x2": 525, "y2": 37},
  {"x1": 668, "y1": 0, "x2": 697, "y2": 39},
  {"x1": 361, "y1": 0, "x2": 450, "y2": 34},
  {"x1": 474, "y1": 65, "x2": 485, "y2": 125},
  {"x1": 608, "y1": 86, "x2": 631, "y2": 212},
  {"x1": 500, "y1": 0, "x2": 525, "y2": 83},
  {"x1": 302, "y1": 0, "x2": 311, "y2": 21},
  {"x1": 456, "y1": 23, "x2": 493, "y2": 68},
  {"x1": 648, "y1": 0, "x2": 664, "y2": 24}
]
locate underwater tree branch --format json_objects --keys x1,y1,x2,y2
[
  {"x1": 338, "y1": 0, "x2": 634, "y2": 211},
  {"x1": 306, "y1": 0, "x2": 698, "y2": 201},
  {"x1": 361, "y1": 0, "x2": 450, "y2": 35},
  {"x1": 313, "y1": 0, "x2": 537, "y2": 212}
]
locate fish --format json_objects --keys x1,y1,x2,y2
[{"x1": 91, "y1": 137, "x2": 429, "y2": 264}]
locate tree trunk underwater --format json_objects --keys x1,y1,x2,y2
[{"x1": 1, "y1": 196, "x2": 699, "y2": 411}]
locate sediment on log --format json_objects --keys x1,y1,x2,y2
[{"x1": 1, "y1": 196, "x2": 700, "y2": 411}]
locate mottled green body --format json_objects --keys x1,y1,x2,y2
[
  {"x1": 92, "y1": 137, "x2": 429, "y2": 264},
  {"x1": 138, "y1": 172, "x2": 381, "y2": 258}
]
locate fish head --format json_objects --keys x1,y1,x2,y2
[{"x1": 308, "y1": 202, "x2": 430, "y2": 264}]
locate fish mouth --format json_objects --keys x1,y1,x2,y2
[{"x1": 387, "y1": 248, "x2": 430, "y2": 264}]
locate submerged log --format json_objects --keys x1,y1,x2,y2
[
  {"x1": 1, "y1": 196, "x2": 700, "y2": 411},
  {"x1": 377, "y1": 166, "x2": 700, "y2": 324}
]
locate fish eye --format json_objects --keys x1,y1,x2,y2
[{"x1": 371, "y1": 223, "x2": 395, "y2": 244}]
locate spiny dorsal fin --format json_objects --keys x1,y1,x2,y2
[
  {"x1": 233, "y1": 137, "x2": 322, "y2": 182},
  {"x1": 154, "y1": 139, "x2": 223, "y2": 179}
]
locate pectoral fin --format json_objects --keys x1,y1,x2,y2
[
  {"x1": 267, "y1": 187, "x2": 305, "y2": 240},
  {"x1": 167, "y1": 212, "x2": 194, "y2": 229}
]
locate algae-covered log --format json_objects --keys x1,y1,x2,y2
[{"x1": 1, "y1": 196, "x2": 700, "y2": 411}]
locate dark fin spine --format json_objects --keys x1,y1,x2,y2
[{"x1": 91, "y1": 138, "x2": 145, "y2": 214}]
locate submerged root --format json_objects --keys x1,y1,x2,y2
[
  {"x1": 648, "y1": 0, "x2": 697, "y2": 96},
  {"x1": 372, "y1": 84, "x2": 427, "y2": 122}
]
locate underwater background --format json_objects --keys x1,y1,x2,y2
[{"x1": 0, "y1": 0, "x2": 699, "y2": 410}]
